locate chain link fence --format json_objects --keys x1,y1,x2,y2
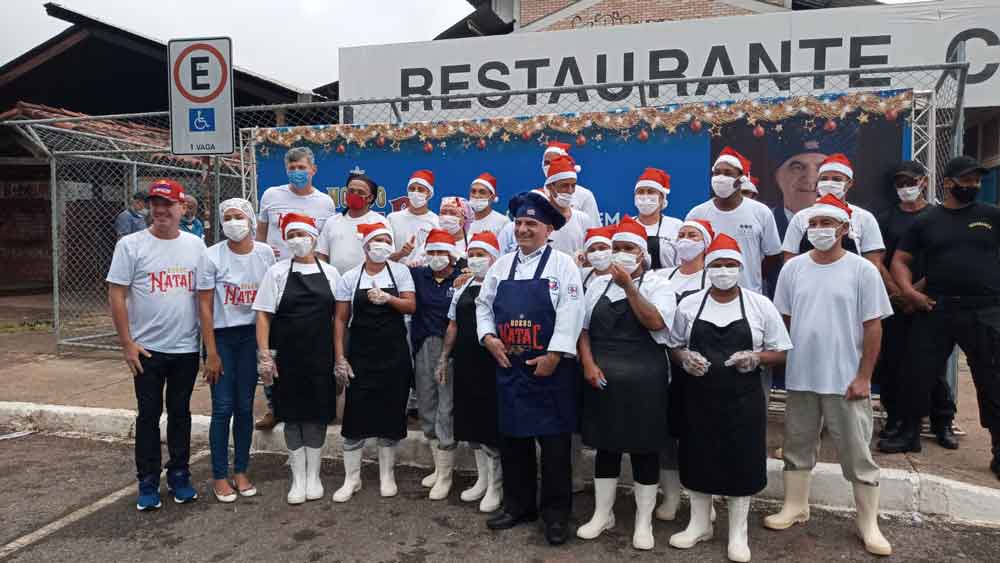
[{"x1": 1, "y1": 62, "x2": 968, "y2": 351}]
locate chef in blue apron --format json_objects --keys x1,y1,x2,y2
[
  {"x1": 666, "y1": 234, "x2": 792, "y2": 563},
  {"x1": 475, "y1": 191, "x2": 585, "y2": 546}
]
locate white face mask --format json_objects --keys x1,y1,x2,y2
[
  {"x1": 407, "y1": 190, "x2": 429, "y2": 209},
  {"x1": 707, "y1": 266, "x2": 740, "y2": 290},
  {"x1": 469, "y1": 198, "x2": 491, "y2": 213},
  {"x1": 612, "y1": 251, "x2": 640, "y2": 274},
  {"x1": 674, "y1": 238, "x2": 705, "y2": 264},
  {"x1": 552, "y1": 191, "x2": 574, "y2": 209},
  {"x1": 286, "y1": 235, "x2": 314, "y2": 258},
  {"x1": 439, "y1": 215, "x2": 462, "y2": 234},
  {"x1": 587, "y1": 248, "x2": 612, "y2": 271},
  {"x1": 467, "y1": 256, "x2": 492, "y2": 277},
  {"x1": 807, "y1": 227, "x2": 839, "y2": 251},
  {"x1": 367, "y1": 241, "x2": 393, "y2": 263},
  {"x1": 897, "y1": 186, "x2": 922, "y2": 202},
  {"x1": 634, "y1": 194, "x2": 661, "y2": 216},
  {"x1": 711, "y1": 175, "x2": 738, "y2": 198},
  {"x1": 222, "y1": 218, "x2": 250, "y2": 241},
  {"x1": 817, "y1": 180, "x2": 847, "y2": 199},
  {"x1": 428, "y1": 255, "x2": 451, "y2": 272}
]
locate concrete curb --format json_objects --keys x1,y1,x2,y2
[{"x1": 3, "y1": 401, "x2": 999, "y2": 526}]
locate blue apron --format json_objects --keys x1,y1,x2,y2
[{"x1": 492, "y1": 246, "x2": 578, "y2": 438}]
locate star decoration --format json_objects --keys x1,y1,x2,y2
[
  {"x1": 746, "y1": 117, "x2": 758, "y2": 126},
  {"x1": 802, "y1": 119, "x2": 816, "y2": 132},
  {"x1": 666, "y1": 125, "x2": 677, "y2": 134},
  {"x1": 501, "y1": 132, "x2": 511, "y2": 143},
  {"x1": 462, "y1": 138, "x2": 472, "y2": 149},
  {"x1": 357, "y1": 141, "x2": 366, "y2": 149},
  {"x1": 774, "y1": 124, "x2": 784, "y2": 133},
  {"x1": 619, "y1": 130, "x2": 630, "y2": 141},
  {"x1": 594, "y1": 133, "x2": 603, "y2": 141},
  {"x1": 418, "y1": 134, "x2": 427, "y2": 142},
  {"x1": 858, "y1": 113, "x2": 870, "y2": 124},
  {"x1": 439, "y1": 141, "x2": 447, "y2": 149},
  {"x1": 391, "y1": 141, "x2": 401, "y2": 152},
  {"x1": 709, "y1": 124, "x2": 723, "y2": 137}
]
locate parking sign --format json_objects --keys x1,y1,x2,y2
[{"x1": 168, "y1": 37, "x2": 235, "y2": 155}]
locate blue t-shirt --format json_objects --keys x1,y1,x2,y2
[
  {"x1": 180, "y1": 217, "x2": 205, "y2": 239},
  {"x1": 114, "y1": 209, "x2": 147, "y2": 237},
  {"x1": 409, "y1": 265, "x2": 460, "y2": 354}
]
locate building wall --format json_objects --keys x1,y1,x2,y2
[
  {"x1": 0, "y1": 169, "x2": 51, "y2": 292},
  {"x1": 520, "y1": 0, "x2": 762, "y2": 31}
]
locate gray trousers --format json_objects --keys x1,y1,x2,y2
[
  {"x1": 343, "y1": 437, "x2": 399, "y2": 451},
  {"x1": 414, "y1": 336, "x2": 455, "y2": 449},
  {"x1": 782, "y1": 391, "x2": 880, "y2": 486},
  {"x1": 284, "y1": 422, "x2": 326, "y2": 450}
]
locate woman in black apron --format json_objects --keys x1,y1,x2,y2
[
  {"x1": 633, "y1": 167, "x2": 683, "y2": 270},
  {"x1": 667, "y1": 234, "x2": 790, "y2": 563},
  {"x1": 580, "y1": 226, "x2": 615, "y2": 293},
  {"x1": 576, "y1": 219, "x2": 674, "y2": 551},
  {"x1": 435, "y1": 232, "x2": 504, "y2": 513},
  {"x1": 332, "y1": 224, "x2": 416, "y2": 502},
  {"x1": 253, "y1": 213, "x2": 339, "y2": 506}
]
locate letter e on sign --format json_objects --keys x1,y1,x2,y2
[{"x1": 168, "y1": 37, "x2": 235, "y2": 155}]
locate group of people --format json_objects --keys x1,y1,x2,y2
[{"x1": 107, "y1": 139, "x2": 999, "y2": 561}]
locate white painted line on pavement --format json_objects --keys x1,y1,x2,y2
[
  {"x1": 0, "y1": 430, "x2": 35, "y2": 441},
  {"x1": 0, "y1": 450, "x2": 209, "y2": 560}
]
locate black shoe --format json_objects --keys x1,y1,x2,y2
[
  {"x1": 879, "y1": 417, "x2": 902, "y2": 440},
  {"x1": 544, "y1": 521, "x2": 569, "y2": 545},
  {"x1": 487, "y1": 511, "x2": 538, "y2": 530},
  {"x1": 991, "y1": 453, "x2": 1000, "y2": 480},
  {"x1": 877, "y1": 421, "x2": 922, "y2": 454},
  {"x1": 932, "y1": 422, "x2": 960, "y2": 450}
]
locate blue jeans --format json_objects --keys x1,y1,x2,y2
[{"x1": 209, "y1": 325, "x2": 258, "y2": 480}]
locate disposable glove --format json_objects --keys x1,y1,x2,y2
[
  {"x1": 679, "y1": 348, "x2": 711, "y2": 377},
  {"x1": 257, "y1": 350, "x2": 276, "y2": 385},
  {"x1": 724, "y1": 350, "x2": 761, "y2": 374},
  {"x1": 367, "y1": 287, "x2": 390, "y2": 305},
  {"x1": 335, "y1": 357, "x2": 355, "y2": 386}
]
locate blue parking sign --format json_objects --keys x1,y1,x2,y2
[{"x1": 188, "y1": 108, "x2": 216, "y2": 132}]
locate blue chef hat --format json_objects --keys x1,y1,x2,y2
[{"x1": 508, "y1": 191, "x2": 567, "y2": 230}]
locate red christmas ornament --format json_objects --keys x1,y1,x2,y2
[
  {"x1": 823, "y1": 119, "x2": 837, "y2": 132},
  {"x1": 476, "y1": 138, "x2": 487, "y2": 150},
  {"x1": 335, "y1": 144, "x2": 346, "y2": 155},
  {"x1": 886, "y1": 109, "x2": 899, "y2": 121},
  {"x1": 521, "y1": 131, "x2": 533, "y2": 141},
  {"x1": 638, "y1": 129, "x2": 649, "y2": 142},
  {"x1": 753, "y1": 125, "x2": 765, "y2": 138},
  {"x1": 423, "y1": 141, "x2": 434, "y2": 153},
  {"x1": 576, "y1": 134, "x2": 587, "y2": 146},
  {"x1": 375, "y1": 136, "x2": 386, "y2": 148},
  {"x1": 690, "y1": 119, "x2": 703, "y2": 133}
]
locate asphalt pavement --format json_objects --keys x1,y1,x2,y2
[{"x1": 1, "y1": 431, "x2": 998, "y2": 563}]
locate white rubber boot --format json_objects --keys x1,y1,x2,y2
[
  {"x1": 421, "y1": 439, "x2": 439, "y2": 488},
  {"x1": 632, "y1": 483, "x2": 658, "y2": 550},
  {"x1": 727, "y1": 496, "x2": 751, "y2": 562},
  {"x1": 378, "y1": 445, "x2": 399, "y2": 498},
  {"x1": 304, "y1": 447, "x2": 325, "y2": 501},
  {"x1": 332, "y1": 448, "x2": 362, "y2": 503},
  {"x1": 655, "y1": 469, "x2": 682, "y2": 521},
  {"x1": 429, "y1": 448, "x2": 455, "y2": 500},
  {"x1": 576, "y1": 478, "x2": 617, "y2": 539},
  {"x1": 669, "y1": 490, "x2": 714, "y2": 549},
  {"x1": 286, "y1": 448, "x2": 307, "y2": 505},
  {"x1": 461, "y1": 449, "x2": 489, "y2": 502},
  {"x1": 763, "y1": 470, "x2": 811, "y2": 530},
  {"x1": 480, "y1": 454, "x2": 503, "y2": 513},
  {"x1": 853, "y1": 483, "x2": 892, "y2": 556},
  {"x1": 571, "y1": 434, "x2": 586, "y2": 493}
]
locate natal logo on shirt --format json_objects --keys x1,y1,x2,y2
[
  {"x1": 224, "y1": 282, "x2": 259, "y2": 306},
  {"x1": 150, "y1": 267, "x2": 195, "y2": 293},
  {"x1": 499, "y1": 316, "x2": 546, "y2": 356}
]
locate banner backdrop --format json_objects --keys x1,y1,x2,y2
[{"x1": 254, "y1": 90, "x2": 911, "y2": 225}]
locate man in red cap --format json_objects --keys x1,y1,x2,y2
[
  {"x1": 769, "y1": 194, "x2": 893, "y2": 557},
  {"x1": 468, "y1": 172, "x2": 511, "y2": 236},
  {"x1": 107, "y1": 179, "x2": 206, "y2": 511},
  {"x1": 543, "y1": 141, "x2": 601, "y2": 224}
]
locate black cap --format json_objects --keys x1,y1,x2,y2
[
  {"x1": 508, "y1": 191, "x2": 567, "y2": 230},
  {"x1": 943, "y1": 155, "x2": 988, "y2": 179},
  {"x1": 346, "y1": 170, "x2": 377, "y2": 192},
  {"x1": 893, "y1": 160, "x2": 927, "y2": 178},
  {"x1": 132, "y1": 190, "x2": 147, "y2": 201}
]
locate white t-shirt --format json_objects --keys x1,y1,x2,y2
[
  {"x1": 773, "y1": 252, "x2": 893, "y2": 395},
  {"x1": 782, "y1": 203, "x2": 886, "y2": 255},
  {"x1": 387, "y1": 208, "x2": 439, "y2": 264},
  {"x1": 641, "y1": 215, "x2": 684, "y2": 269},
  {"x1": 334, "y1": 261, "x2": 416, "y2": 325},
  {"x1": 316, "y1": 210, "x2": 392, "y2": 275},
  {"x1": 197, "y1": 241, "x2": 276, "y2": 329},
  {"x1": 660, "y1": 266, "x2": 707, "y2": 300},
  {"x1": 667, "y1": 288, "x2": 792, "y2": 354},
  {"x1": 106, "y1": 230, "x2": 205, "y2": 354},
  {"x1": 581, "y1": 267, "x2": 610, "y2": 293},
  {"x1": 257, "y1": 184, "x2": 337, "y2": 260},
  {"x1": 573, "y1": 184, "x2": 602, "y2": 226},
  {"x1": 497, "y1": 209, "x2": 596, "y2": 258},
  {"x1": 469, "y1": 210, "x2": 510, "y2": 236},
  {"x1": 251, "y1": 259, "x2": 341, "y2": 314},
  {"x1": 583, "y1": 272, "x2": 676, "y2": 345},
  {"x1": 685, "y1": 197, "x2": 782, "y2": 294}
]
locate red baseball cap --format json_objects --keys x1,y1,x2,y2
[{"x1": 146, "y1": 179, "x2": 185, "y2": 203}]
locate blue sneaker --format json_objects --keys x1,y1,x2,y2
[
  {"x1": 166, "y1": 469, "x2": 199, "y2": 504},
  {"x1": 136, "y1": 476, "x2": 162, "y2": 511}
]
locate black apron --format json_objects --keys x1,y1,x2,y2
[
  {"x1": 646, "y1": 216, "x2": 670, "y2": 270},
  {"x1": 270, "y1": 260, "x2": 336, "y2": 424},
  {"x1": 451, "y1": 281, "x2": 499, "y2": 447},
  {"x1": 667, "y1": 270, "x2": 706, "y2": 437},
  {"x1": 341, "y1": 265, "x2": 412, "y2": 441},
  {"x1": 581, "y1": 274, "x2": 670, "y2": 452},
  {"x1": 678, "y1": 289, "x2": 766, "y2": 497}
]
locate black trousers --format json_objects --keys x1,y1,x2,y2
[
  {"x1": 877, "y1": 308, "x2": 956, "y2": 425},
  {"x1": 133, "y1": 351, "x2": 199, "y2": 480},
  {"x1": 905, "y1": 303, "x2": 1000, "y2": 433},
  {"x1": 499, "y1": 432, "x2": 571, "y2": 524},
  {"x1": 594, "y1": 450, "x2": 659, "y2": 485}
]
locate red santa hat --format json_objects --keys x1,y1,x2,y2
[
  {"x1": 407, "y1": 169, "x2": 435, "y2": 196},
  {"x1": 713, "y1": 147, "x2": 751, "y2": 175},
  {"x1": 705, "y1": 233, "x2": 744, "y2": 267},
  {"x1": 634, "y1": 167, "x2": 671, "y2": 196},
  {"x1": 584, "y1": 226, "x2": 614, "y2": 251},
  {"x1": 818, "y1": 153, "x2": 854, "y2": 179},
  {"x1": 424, "y1": 228, "x2": 455, "y2": 254},
  {"x1": 471, "y1": 172, "x2": 498, "y2": 198},
  {"x1": 356, "y1": 222, "x2": 393, "y2": 246},
  {"x1": 611, "y1": 216, "x2": 648, "y2": 256},
  {"x1": 280, "y1": 212, "x2": 318, "y2": 239},
  {"x1": 468, "y1": 231, "x2": 501, "y2": 259},
  {"x1": 544, "y1": 155, "x2": 579, "y2": 186},
  {"x1": 543, "y1": 141, "x2": 572, "y2": 157},
  {"x1": 681, "y1": 219, "x2": 715, "y2": 243},
  {"x1": 807, "y1": 193, "x2": 853, "y2": 224}
]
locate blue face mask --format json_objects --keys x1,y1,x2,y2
[{"x1": 288, "y1": 170, "x2": 310, "y2": 188}]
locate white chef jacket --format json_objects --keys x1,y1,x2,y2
[
  {"x1": 782, "y1": 203, "x2": 885, "y2": 255},
  {"x1": 475, "y1": 245, "x2": 584, "y2": 355},
  {"x1": 583, "y1": 271, "x2": 676, "y2": 345}
]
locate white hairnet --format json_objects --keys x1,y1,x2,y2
[{"x1": 219, "y1": 198, "x2": 256, "y2": 231}]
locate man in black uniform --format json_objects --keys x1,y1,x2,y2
[
  {"x1": 876, "y1": 161, "x2": 958, "y2": 452},
  {"x1": 888, "y1": 156, "x2": 1000, "y2": 478}
]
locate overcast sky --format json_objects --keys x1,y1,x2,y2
[{"x1": 0, "y1": 0, "x2": 474, "y2": 91}]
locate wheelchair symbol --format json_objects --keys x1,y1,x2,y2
[
  {"x1": 188, "y1": 108, "x2": 216, "y2": 132},
  {"x1": 193, "y1": 112, "x2": 209, "y2": 130}
]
